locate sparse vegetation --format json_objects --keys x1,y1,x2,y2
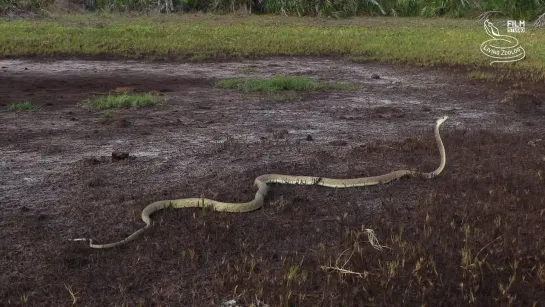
[
  {"x1": 1, "y1": 59, "x2": 545, "y2": 305},
  {"x1": 83, "y1": 93, "x2": 160, "y2": 110},
  {"x1": 216, "y1": 76, "x2": 357, "y2": 93},
  {"x1": 6, "y1": 100, "x2": 40, "y2": 111},
  {"x1": 180, "y1": 128, "x2": 545, "y2": 306},
  {"x1": 217, "y1": 75, "x2": 357, "y2": 102}
]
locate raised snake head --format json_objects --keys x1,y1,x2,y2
[{"x1": 436, "y1": 115, "x2": 448, "y2": 126}]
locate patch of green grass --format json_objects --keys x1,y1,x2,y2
[
  {"x1": 216, "y1": 76, "x2": 357, "y2": 94},
  {"x1": 84, "y1": 93, "x2": 160, "y2": 110},
  {"x1": 217, "y1": 76, "x2": 319, "y2": 92},
  {"x1": 6, "y1": 100, "x2": 40, "y2": 111}
]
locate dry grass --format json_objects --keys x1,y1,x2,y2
[{"x1": 15, "y1": 129, "x2": 541, "y2": 306}]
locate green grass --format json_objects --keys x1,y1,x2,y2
[
  {"x1": 6, "y1": 100, "x2": 40, "y2": 111},
  {"x1": 83, "y1": 93, "x2": 160, "y2": 110},
  {"x1": 216, "y1": 76, "x2": 357, "y2": 93},
  {"x1": 0, "y1": 14, "x2": 544, "y2": 80}
]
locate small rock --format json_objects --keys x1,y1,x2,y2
[
  {"x1": 528, "y1": 139, "x2": 542, "y2": 147},
  {"x1": 112, "y1": 151, "x2": 129, "y2": 162},
  {"x1": 370, "y1": 73, "x2": 380, "y2": 79}
]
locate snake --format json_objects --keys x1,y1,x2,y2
[
  {"x1": 73, "y1": 116, "x2": 448, "y2": 249},
  {"x1": 480, "y1": 19, "x2": 525, "y2": 65}
]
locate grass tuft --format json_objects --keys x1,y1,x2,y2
[
  {"x1": 216, "y1": 76, "x2": 357, "y2": 94},
  {"x1": 6, "y1": 100, "x2": 40, "y2": 112},
  {"x1": 468, "y1": 70, "x2": 495, "y2": 81},
  {"x1": 83, "y1": 93, "x2": 160, "y2": 110}
]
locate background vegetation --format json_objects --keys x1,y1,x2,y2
[{"x1": 1, "y1": 0, "x2": 544, "y2": 20}]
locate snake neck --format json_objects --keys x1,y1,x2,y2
[{"x1": 422, "y1": 116, "x2": 447, "y2": 179}]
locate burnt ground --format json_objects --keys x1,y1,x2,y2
[{"x1": 0, "y1": 57, "x2": 544, "y2": 306}]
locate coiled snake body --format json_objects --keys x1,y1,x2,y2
[{"x1": 75, "y1": 116, "x2": 448, "y2": 249}]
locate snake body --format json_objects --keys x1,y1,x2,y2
[{"x1": 76, "y1": 116, "x2": 448, "y2": 249}]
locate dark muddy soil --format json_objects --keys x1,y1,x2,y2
[{"x1": 1, "y1": 57, "x2": 544, "y2": 306}]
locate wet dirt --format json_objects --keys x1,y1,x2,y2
[{"x1": 1, "y1": 57, "x2": 544, "y2": 305}]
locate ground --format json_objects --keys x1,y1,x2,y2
[{"x1": 1, "y1": 57, "x2": 544, "y2": 306}]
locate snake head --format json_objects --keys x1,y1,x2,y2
[{"x1": 436, "y1": 116, "x2": 448, "y2": 126}]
